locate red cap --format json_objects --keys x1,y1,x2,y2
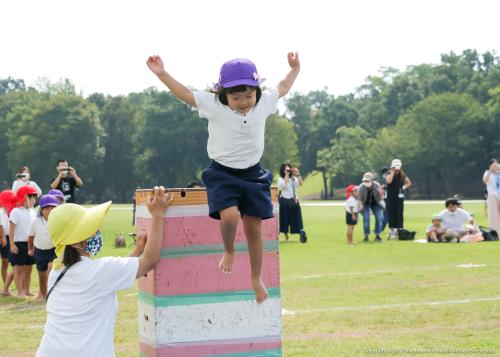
[
  {"x1": 15, "y1": 185, "x2": 38, "y2": 206},
  {"x1": 0, "y1": 190, "x2": 17, "y2": 215}
]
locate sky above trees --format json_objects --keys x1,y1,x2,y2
[{"x1": 1, "y1": 0, "x2": 499, "y2": 99}]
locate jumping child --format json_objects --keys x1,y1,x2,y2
[
  {"x1": 28, "y1": 195, "x2": 59, "y2": 300},
  {"x1": 345, "y1": 185, "x2": 359, "y2": 244},
  {"x1": 9, "y1": 185, "x2": 37, "y2": 297},
  {"x1": 147, "y1": 53, "x2": 300, "y2": 303}
]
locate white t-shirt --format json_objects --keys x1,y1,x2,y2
[
  {"x1": 345, "y1": 196, "x2": 359, "y2": 213},
  {"x1": 439, "y1": 208, "x2": 472, "y2": 231},
  {"x1": 9, "y1": 207, "x2": 35, "y2": 242},
  {"x1": 12, "y1": 179, "x2": 43, "y2": 196},
  {"x1": 36, "y1": 256, "x2": 139, "y2": 357},
  {"x1": 29, "y1": 216, "x2": 54, "y2": 250},
  {"x1": 193, "y1": 88, "x2": 279, "y2": 169},
  {"x1": 278, "y1": 176, "x2": 299, "y2": 199},
  {"x1": 483, "y1": 170, "x2": 500, "y2": 197},
  {"x1": 0, "y1": 209, "x2": 10, "y2": 235}
]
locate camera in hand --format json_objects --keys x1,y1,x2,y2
[{"x1": 16, "y1": 173, "x2": 28, "y2": 179}]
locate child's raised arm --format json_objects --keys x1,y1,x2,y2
[
  {"x1": 278, "y1": 52, "x2": 300, "y2": 98},
  {"x1": 146, "y1": 55, "x2": 196, "y2": 106}
]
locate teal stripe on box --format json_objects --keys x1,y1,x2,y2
[
  {"x1": 161, "y1": 240, "x2": 278, "y2": 259},
  {"x1": 138, "y1": 288, "x2": 281, "y2": 307},
  {"x1": 207, "y1": 348, "x2": 282, "y2": 357}
]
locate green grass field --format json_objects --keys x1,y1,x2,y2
[{"x1": 1, "y1": 202, "x2": 499, "y2": 356}]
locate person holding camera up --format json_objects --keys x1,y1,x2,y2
[
  {"x1": 12, "y1": 166, "x2": 42, "y2": 197},
  {"x1": 385, "y1": 159, "x2": 412, "y2": 240},
  {"x1": 50, "y1": 160, "x2": 83, "y2": 203},
  {"x1": 278, "y1": 163, "x2": 307, "y2": 243}
]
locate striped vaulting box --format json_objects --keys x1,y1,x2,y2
[{"x1": 135, "y1": 188, "x2": 283, "y2": 357}]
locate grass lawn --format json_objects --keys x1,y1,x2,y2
[{"x1": 1, "y1": 201, "x2": 499, "y2": 356}]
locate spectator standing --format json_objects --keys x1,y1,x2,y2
[
  {"x1": 358, "y1": 172, "x2": 385, "y2": 242},
  {"x1": 385, "y1": 159, "x2": 412, "y2": 239},
  {"x1": 483, "y1": 158, "x2": 500, "y2": 234},
  {"x1": 12, "y1": 166, "x2": 42, "y2": 197},
  {"x1": 50, "y1": 160, "x2": 83, "y2": 203},
  {"x1": 278, "y1": 163, "x2": 307, "y2": 242}
]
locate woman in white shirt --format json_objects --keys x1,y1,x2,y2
[
  {"x1": 11, "y1": 166, "x2": 42, "y2": 197},
  {"x1": 36, "y1": 187, "x2": 173, "y2": 357},
  {"x1": 483, "y1": 158, "x2": 500, "y2": 234},
  {"x1": 278, "y1": 163, "x2": 307, "y2": 242}
]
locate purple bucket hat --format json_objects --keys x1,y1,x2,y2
[
  {"x1": 39, "y1": 194, "x2": 59, "y2": 208},
  {"x1": 218, "y1": 58, "x2": 261, "y2": 88}
]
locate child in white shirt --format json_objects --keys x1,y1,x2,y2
[
  {"x1": 345, "y1": 185, "x2": 359, "y2": 244},
  {"x1": 147, "y1": 53, "x2": 300, "y2": 303}
]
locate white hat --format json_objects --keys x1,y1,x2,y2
[
  {"x1": 391, "y1": 159, "x2": 402, "y2": 168},
  {"x1": 362, "y1": 172, "x2": 374, "y2": 182}
]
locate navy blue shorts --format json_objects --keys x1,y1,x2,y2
[
  {"x1": 202, "y1": 161, "x2": 273, "y2": 220},
  {"x1": 8, "y1": 242, "x2": 35, "y2": 266},
  {"x1": 346, "y1": 211, "x2": 359, "y2": 225},
  {"x1": 0, "y1": 235, "x2": 10, "y2": 259},
  {"x1": 34, "y1": 247, "x2": 57, "y2": 272}
]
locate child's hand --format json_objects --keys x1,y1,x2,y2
[
  {"x1": 147, "y1": 186, "x2": 174, "y2": 219},
  {"x1": 287, "y1": 52, "x2": 300, "y2": 70},
  {"x1": 10, "y1": 243, "x2": 18, "y2": 255},
  {"x1": 136, "y1": 230, "x2": 147, "y2": 252},
  {"x1": 147, "y1": 55, "x2": 166, "y2": 76},
  {"x1": 0, "y1": 238, "x2": 6, "y2": 248},
  {"x1": 28, "y1": 248, "x2": 34, "y2": 257},
  {"x1": 352, "y1": 214, "x2": 357, "y2": 222}
]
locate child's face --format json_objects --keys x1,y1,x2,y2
[
  {"x1": 42, "y1": 206, "x2": 55, "y2": 219},
  {"x1": 432, "y1": 219, "x2": 441, "y2": 227},
  {"x1": 447, "y1": 204, "x2": 457, "y2": 213},
  {"x1": 226, "y1": 88, "x2": 257, "y2": 114},
  {"x1": 351, "y1": 189, "x2": 359, "y2": 198},
  {"x1": 27, "y1": 195, "x2": 37, "y2": 208}
]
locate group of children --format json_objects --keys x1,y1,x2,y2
[{"x1": 0, "y1": 187, "x2": 65, "y2": 299}]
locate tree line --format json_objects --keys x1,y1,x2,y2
[{"x1": 1, "y1": 49, "x2": 499, "y2": 202}]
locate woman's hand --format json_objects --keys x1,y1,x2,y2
[
  {"x1": 10, "y1": 243, "x2": 18, "y2": 255},
  {"x1": 147, "y1": 186, "x2": 174, "y2": 219},
  {"x1": 146, "y1": 55, "x2": 166, "y2": 76}
]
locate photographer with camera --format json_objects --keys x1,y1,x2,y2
[
  {"x1": 385, "y1": 159, "x2": 412, "y2": 240},
  {"x1": 12, "y1": 166, "x2": 42, "y2": 197},
  {"x1": 483, "y1": 158, "x2": 500, "y2": 234},
  {"x1": 50, "y1": 160, "x2": 83, "y2": 203},
  {"x1": 278, "y1": 163, "x2": 307, "y2": 243}
]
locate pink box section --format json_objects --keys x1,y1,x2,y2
[
  {"x1": 136, "y1": 216, "x2": 279, "y2": 249},
  {"x1": 140, "y1": 340, "x2": 281, "y2": 357},
  {"x1": 139, "y1": 252, "x2": 280, "y2": 296}
]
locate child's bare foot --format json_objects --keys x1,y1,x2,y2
[
  {"x1": 218, "y1": 251, "x2": 234, "y2": 274},
  {"x1": 16, "y1": 293, "x2": 27, "y2": 298},
  {"x1": 252, "y1": 277, "x2": 268, "y2": 304},
  {"x1": 34, "y1": 295, "x2": 46, "y2": 302},
  {"x1": 27, "y1": 291, "x2": 36, "y2": 297},
  {"x1": 1, "y1": 290, "x2": 12, "y2": 296}
]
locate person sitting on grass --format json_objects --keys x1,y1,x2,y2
[
  {"x1": 426, "y1": 214, "x2": 446, "y2": 242},
  {"x1": 36, "y1": 187, "x2": 173, "y2": 357},
  {"x1": 439, "y1": 198, "x2": 483, "y2": 243},
  {"x1": 345, "y1": 185, "x2": 359, "y2": 245}
]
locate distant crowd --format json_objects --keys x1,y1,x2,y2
[
  {"x1": 343, "y1": 158, "x2": 500, "y2": 244},
  {"x1": 0, "y1": 159, "x2": 83, "y2": 299}
]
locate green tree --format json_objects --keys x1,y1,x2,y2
[
  {"x1": 261, "y1": 115, "x2": 299, "y2": 171},
  {"x1": 4, "y1": 93, "x2": 104, "y2": 201}
]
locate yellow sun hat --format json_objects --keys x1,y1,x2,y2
[{"x1": 48, "y1": 201, "x2": 112, "y2": 269}]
